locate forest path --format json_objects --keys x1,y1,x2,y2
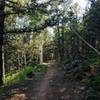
[
  {"x1": 6, "y1": 62, "x2": 86, "y2": 100},
  {"x1": 10, "y1": 62, "x2": 57, "y2": 100},
  {"x1": 34, "y1": 62, "x2": 57, "y2": 100}
]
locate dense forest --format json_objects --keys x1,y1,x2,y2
[{"x1": 0, "y1": 0, "x2": 100, "y2": 100}]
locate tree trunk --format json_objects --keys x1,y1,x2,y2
[
  {"x1": 2, "y1": 46, "x2": 5, "y2": 82},
  {"x1": 40, "y1": 34, "x2": 44, "y2": 64},
  {"x1": 61, "y1": 19, "x2": 64, "y2": 60},
  {"x1": 24, "y1": 51, "x2": 27, "y2": 66},
  {"x1": 40, "y1": 45, "x2": 43, "y2": 64},
  {"x1": 0, "y1": 0, "x2": 5, "y2": 86},
  {"x1": 17, "y1": 53, "x2": 21, "y2": 68},
  {"x1": 57, "y1": 21, "x2": 61, "y2": 61}
]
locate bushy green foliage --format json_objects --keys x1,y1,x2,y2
[
  {"x1": 86, "y1": 75, "x2": 100, "y2": 100},
  {"x1": 4, "y1": 64, "x2": 47, "y2": 85},
  {"x1": 81, "y1": 54, "x2": 100, "y2": 100},
  {"x1": 32, "y1": 64, "x2": 48, "y2": 73},
  {"x1": 85, "y1": 53, "x2": 100, "y2": 66},
  {"x1": 61, "y1": 53, "x2": 100, "y2": 100}
]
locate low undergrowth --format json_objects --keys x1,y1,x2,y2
[
  {"x1": 61, "y1": 53, "x2": 100, "y2": 100},
  {"x1": 0, "y1": 64, "x2": 48, "y2": 98},
  {"x1": 4, "y1": 64, "x2": 48, "y2": 85}
]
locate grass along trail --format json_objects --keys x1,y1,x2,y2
[
  {"x1": 10, "y1": 63, "x2": 57, "y2": 100},
  {"x1": 2, "y1": 62, "x2": 86, "y2": 100}
]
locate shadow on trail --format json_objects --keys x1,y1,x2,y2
[
  {"x1": 0, "y1": 62, "x2": 86, "y2": 100},
  {"x1": 3, "y1": 62, "x2": 56, "y2": 100}
]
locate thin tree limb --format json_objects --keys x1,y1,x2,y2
[{"x1": 71, "y1": 28, "x2": 100, "y2": 55}]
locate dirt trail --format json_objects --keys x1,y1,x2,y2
[
  {"x1": 2, "y1": 63, "x2": 86, "y2": 100},
  {"x1": 35, "y1": 63, "x2": 57, "y2": 100},
  {"x1": 10, "y1": 63, "x2": 57, "y2": 100}
]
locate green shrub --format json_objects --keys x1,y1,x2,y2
[{"x1": 4, "y1": 64, "x2": 47, "y2": 85}]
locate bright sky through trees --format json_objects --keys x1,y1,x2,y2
[
  {"x1": 73, "y1": 0, "x2": 88, "y2": 9},
  {"x1": 48, "y1": 0, "x2": 88, "y2": 35},
  {"x1": 73, "y1": 0, "x2": 88, "y2": 16}
]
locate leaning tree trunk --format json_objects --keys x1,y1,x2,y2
[{"x1": 0, "y1": 0, "x2": 5, "y2": 86}]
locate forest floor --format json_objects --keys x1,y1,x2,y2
[{"x1": 1, "y1": 62, "x2": 86, "y2": 100}]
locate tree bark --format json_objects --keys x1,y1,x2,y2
[
  {"x1": 23, "y1": 51, "x2": 27, "y2": 66},
  {"x1": 40, "y1": 34, "x2": 44, "y2": 64},
  {"x1": 2, "y1": 46, "x2": 5, "y2": 82},
  {"x1": 17, "y1": 53, "x2": 21, "y2": 68},
  {"x1": 57, "y1": 21, "x2": 60, "y2": 61},
  {"x1": 61, "y1": 19, "x2": 64, "y2": 60},
  {"x1": 0, "y1": 0, "x2": 5, "y2": 86},
  {"x1": 40, "y1": 45, "x2": 43, "y2": 64}
]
